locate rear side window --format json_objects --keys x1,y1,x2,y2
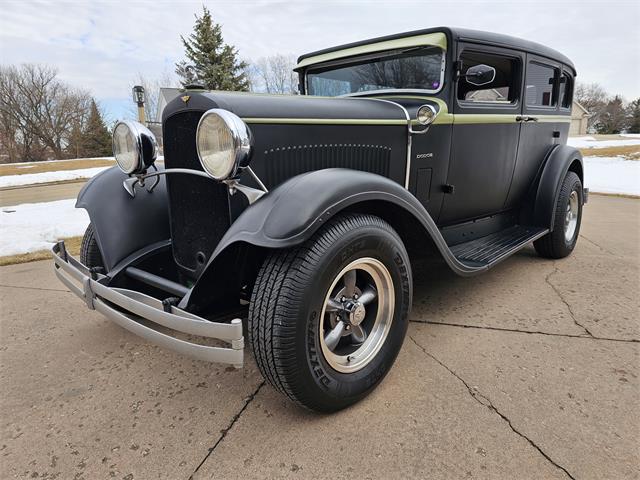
[
  {"x1": 526, "y1": 62, "x2": 557, "y2": 107},
  {"x1": 558, "y1": 71, "x2": 573, "y2": 109},
  {"x1": 457, "y1": 51, "x2": 519, "y2": 104}
]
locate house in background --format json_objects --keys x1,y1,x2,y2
[
  {"x1": 570, "y1": 100, "x2": 590, "y2": 136},
  {"x1": 156, "y1": 88, "x2": 183, "y2": 123},
  {"x1": 145, "y1": 88, "x2": 182, "y2": 152}
]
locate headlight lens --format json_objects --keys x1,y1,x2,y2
[
  {"x1": 196, "y1": 109, "x2": 252, "y2": 180},
  {"x1": 417, "y1": 104, "x2": 438, "y2": 126},
  {"x1": 112, "y1": 121, "x2": 158, "y2": 174}
]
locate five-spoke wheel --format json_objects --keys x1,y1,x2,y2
[{"x1": 320, "y1": 258, "x2": 394, "y2": 373}]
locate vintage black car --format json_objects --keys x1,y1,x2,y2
[{"x1": 53, "y1": 27, "x2": 586, "y2": 412}]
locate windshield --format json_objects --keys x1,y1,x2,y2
[{"x1": 306, "y1": 47, "x2": 445, "y2": 96}]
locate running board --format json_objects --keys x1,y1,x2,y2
[{"x1": 449, "y1": 225, "x2": 548, "y2": 268}]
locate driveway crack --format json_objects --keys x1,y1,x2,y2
[
  {"x1": 409, "y1": 336, "x2": 576, "y2": 480},
  {"x1": 189, "y1": 381, "x2": 265, "y2": 479},
  {"x1": 579, "y1": 234, "x2": 618, "y2": 258},
  {"x1": 545, "y1": 264, "x2": 595, "y2": 338},
  {"x1": 0, "y1": 283, "x2": 70, "y2": 293},
  {"x1": 409, "y1": 319, "x2": 639, "y2": 343}
]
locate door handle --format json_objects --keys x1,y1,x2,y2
[{"x1": 516, "y1": 116, "x2": 539, "y2": 123}]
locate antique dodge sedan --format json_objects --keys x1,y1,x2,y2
[{"x1": 53, "y1": 27, "x2": 586, "y2": 411}]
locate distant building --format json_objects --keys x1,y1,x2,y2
[
  {"x1": 156, "y1": 88, "x2": 183, "y2": 122},
  {"x1": 146, "y1": 88, "x2": 183, "y2": 152},
  {"x1": 570, "y1": 100, "x2": 590, "y2": 136}
]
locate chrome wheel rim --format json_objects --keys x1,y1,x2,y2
[
  {"x1": 319, "y1": 257, "x2": 394, "y2": 373},
  {"x1": 564, "y1": 190, "x2": 579, "y2": 243}
]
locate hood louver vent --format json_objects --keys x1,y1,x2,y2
[{"x1": 262, "y1": 144, "x2": 391, "y2": 188}]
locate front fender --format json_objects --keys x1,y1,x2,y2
[
  {"x1": 212, "y1": 168, "x2": 438, "y2": 255},
  {"x1": 184, "y1": 168, "x2": 488, "y2": 310},
  {"x1": 76, "y1": 166, "x2": 170, "y2": 271},
  {"x1": 533, "y1": 145, "x2": 583, "y2": 230}
]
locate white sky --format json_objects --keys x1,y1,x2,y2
[{"x1": 2, "y1": 0, "x2": 639, "y2": 121}]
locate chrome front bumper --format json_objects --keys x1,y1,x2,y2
[{"x1": 51, "y1": 242, "x2": 244, "y2": 367}]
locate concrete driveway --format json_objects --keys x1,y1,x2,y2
[{"x1": 1, "y1": 195, "x2": 638, "y2": 479}]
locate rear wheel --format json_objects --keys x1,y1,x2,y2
[
  {"x1": 80, "y1": 223, "x2": 104, "y2": 269},
  {"x1": 534, "y1": 171, "x2": 583, "y2": 259},
  {"x1": 248, "y1": 213, "x2": 412, "y2": 412}
]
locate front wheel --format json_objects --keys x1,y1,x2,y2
[
  {"x1": 80, "y1": 223, "x2": 104, "y2": 269},
  {"x1": 248, "y1": 213, "x2": 412, "y2": 412},
  {"x1": 534, "y1": 171, "x2": 583, "y2": 259}
]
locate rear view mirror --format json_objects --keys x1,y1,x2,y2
[{"x1": 464, "y1": 64, "x2": 496, "y2": 86}]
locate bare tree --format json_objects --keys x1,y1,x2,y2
[
  {"x1": 252, "y1": 54, "x2": 299, "y2": 94},
  {"x1": 574, "y1": 82, "x2": 609, "y2": 132},
  {"x1": 0, "y1": 64, "x2": 91, "y2": 162}
]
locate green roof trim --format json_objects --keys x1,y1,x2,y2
[{"x1": 296, "y1": 32, "x2": 447, "y2": 70}]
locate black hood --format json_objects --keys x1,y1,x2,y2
[{"x1": 162, "y1": 90, "x2": 408, "y2": 125}]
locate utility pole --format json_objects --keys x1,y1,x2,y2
[{"x1": 132, "y1": 85, "x2": 146, "y2": 124}]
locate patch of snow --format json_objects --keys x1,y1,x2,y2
[
  {"x1": 0, "y1": 167, "x2": 109, "y2": 188},
  {"x1": 2, "y1": 155, "x2": 162, "y2": 167},
  {"x1": 0, "y1": 199, "x2": 89, "y2": 256},
  {"x1": 583, "y1": 156, "x2": 640, "y2": 196},
  {"x1": 568, "y1": 137, "x2": 640, "y2": 148},
  {"x1": 620, "y1": 133, "x2": 640, "y2": 138},
  {"x1": 2, "y1": 157, "x2": 114, "y2": 167}
]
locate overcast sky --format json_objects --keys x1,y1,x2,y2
[{"x1": 2, "y1": 0, "x2": 639, "y2": 121}]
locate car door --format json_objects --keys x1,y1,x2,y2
[
  {"x1": 438, "y1": 44, "x2": 524, "y2": 225},
  {"x1": 503, "y1": 55, "x2": 570, "y2": 208}
]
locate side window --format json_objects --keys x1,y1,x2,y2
[
  {"x1": 525, "y1": 62, "x2": 558, "y2": 108},
  {"x1": 558, "y1": 71, "x2": 573, "y2": 109},
  {"x1": 457, "y1": 51, "x2": 519, "y2": 104}
]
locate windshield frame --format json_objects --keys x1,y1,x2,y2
[{"x1": 304, "y1": 47, "x2": 447, "y2": 97}]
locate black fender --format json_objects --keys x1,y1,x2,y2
[
  {"x1": 76, "y1": 166, "x2": 170, "y2": 271},
  {"x1": 184, "y1": 168, "x2": 488, "y2": 309},
  {"x1": 532, "y1": 145, "x2": 584, "y2": 231}
]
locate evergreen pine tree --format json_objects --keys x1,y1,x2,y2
[
  {"x1": 627, "y1": 98, "x2": 640, "y2": 133},
  {"x1": 596, "y1": 95, "x2": 627, "y2": 134},
  {"x1": 175, "y1": 6, "x2": 249, "y2": 91},
  {"x1": 83, "y1": 100, "x2": 112, "y2": 157}
]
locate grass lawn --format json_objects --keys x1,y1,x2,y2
[
  {"x1": 579, "y1": 145, "x2": 640, "y2": 160},
  {"x1": 0, "y1": 158, "x2": 115, "y2": 177},
  {"x1": 0, "y1": 236, "x2": 82, "y2": 267}
]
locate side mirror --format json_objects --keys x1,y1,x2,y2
[{"x1": 464, "y1": 64, "x2": 496, "y2": 86}]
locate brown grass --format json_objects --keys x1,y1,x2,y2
[
  {"x1": 0, "y1": 236, "x2": 82, "y2": 267},
  {"x1": 590, "y1": 192, "x2": 640, "y2": 200},
  {"x1": 579, "y1": 145, "x2": 640, "y2": 160},
  {"x1": 0, "y1": 158, "x2": 115, "y2": 177}
]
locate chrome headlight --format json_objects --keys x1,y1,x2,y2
[
  {"x1": 196, "y1": 109, "x2": 252, "y2": 180},
  {"x1": 112, "y1": 121, "x2": 158, "y2": 174}
]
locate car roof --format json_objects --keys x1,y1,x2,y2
[{"x1": 297, "y1": 26, "x2": 576, "y2": 74}]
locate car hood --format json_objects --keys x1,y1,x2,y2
[{"x1": 162, "y1": 90, "x2": 409, "y2": 125}]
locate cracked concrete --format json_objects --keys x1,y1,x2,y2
[
  {"x1": 408, "y1": 335, "x2": 576, "y2": 480},
  {"x1": 409, "y1": 322, "x2": 639, "y2": 479},
  {"x1": 544, "y1": 263, "x2": 594, "y2": 338},
  {"x1": 189, "y1": 382, "x2": 265, "y2": 479},
  {"x1": 1, "y1": 195, "x2": 638, "y2": 479}
]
